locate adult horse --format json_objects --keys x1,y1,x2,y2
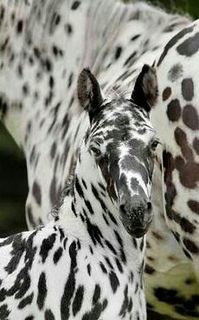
[{"x1": 0, "y1": 0, "x2": 198, "y2": 318}]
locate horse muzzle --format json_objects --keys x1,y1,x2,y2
[{"x1": 120, "y1": 199, "x2": 152, "y2": 238}]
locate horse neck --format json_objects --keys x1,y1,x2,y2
[
  {"x1": 0, "y1": 0, "x2": 188, "y2": 149},
  {"x1": 97, "y1": 4, "x2": 189, "y2": 95},
  {"x1": 0, "y1": 1, "x2": 32, "y2": 144},
  {"x1": 0, "y1": 0, "x2": 124, "y2": 147}
]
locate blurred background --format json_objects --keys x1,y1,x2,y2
[{"x1": 0, "y1": 0, "x2": 198, "y2": 237}]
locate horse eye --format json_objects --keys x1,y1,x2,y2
[
  {"x1": 151, "y1": 140, "x2": 159, "y2": 151},
  {"x1": 90, "y1": 147, "x2": 101, "y2": 157}
]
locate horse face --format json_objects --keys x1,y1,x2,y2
[{"x1": 78, "y1": 65, "x2": 159, "y2": 237}]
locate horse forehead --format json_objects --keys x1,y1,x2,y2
[
  {"x1": 93, "y1": 120, "x2": 154, "y2": 151},
  {"x1": 98, "y1": 101, "x2": 150, "y2": 129}
]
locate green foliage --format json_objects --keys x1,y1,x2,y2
[
  {"x1": 124, "y1": 0, "x2": 198, "y2": 19},
  {"x1": 149, "y1": 0, "x2": 198, "y2": 19},
  {"x1": 0, "y1": 124, "x2": 27, "y2": 237},
  {"x1": 0, "y1": 201, "x2": 26, "y2": 237}
]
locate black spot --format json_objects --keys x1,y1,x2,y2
[
  {"x1": 65, "y1": 24, "x2": 73, "y2": 34},
  {"x1": 119, "y1": 286, "x2": 129, "y2": 317},
  {"x1": 99, "y1": 262, "x2": 107, "y2": 274},
  {"x1": 157, "y1": 25, "x2": 194, "y2": 66},
  {"x1": 44, "y1": 59, "x2": 52, "y2": 72},
  {"x1": 109, "y1": 271, "x2": 119, "y2": 293},
  {"x1": 105, "y1": 257, "x2": 113, "y2": 270},
  {"x1": 145, "y1": 264, "x2": 155, "y2": 274},
  {"x1": 32, "y1": 181, "x2": 42, "y2": 206},
  {"x1": 167, "y1": 99, "x2": 181, "y2": 122},
  {"x1": 50, "y1": 142, "x2": 57, "y2": 159},
  {"x1": 53, "y1": 247, "x2": 63, "y2": 264},
  {"x1": 124, "y1": 51, "x2": 136, "y2": 66},
  {"x1": 17, "y1": 64, "x2": 23, "y2": 77},
  {"x1": 33, "y1": 47, "x2": 40, "y2": 59},
  {"x1": 0, "y1": 304, "x2": 10, "y2": 320},
  {"x1": 193, "y1": 138, "x2": 199, "y2": 155},
  {"x1": 37, "y1": 272, "x2": 47, "y2": 310},
  {"x1": 18, "y1": 292, "x2": 34, "y2": 309},
  {"x1": 71, "y1": 1, "x2": 81, "y2": 10},
  {"x1": 115, "y1": 257, "x2": 123, "y2": 273},
  {"x1": 154, "y1": 287, "x2": 180, "y2": 304},
  {"x1": 54, "y1": 14, "x2": 61, "y2": 26},
  {"x1": 91, "y1": 184, "x2": 107, "y2": 211},
  {"x1": 17, "y1": 20, "x2": 23, "y2": 33},
  {"x1": 188, "y1": 199, "x2": 199, "y2": 215},
  {"x1": 4, "y1": 234, "x2": 24, "y2": 274},
  {"x1": 87, "y1": 264, "x2": 91, "y2": 276},
  {"x1": 154, "y1": 287, "x2": 199, "y2": 317},
  {"x1": 49, "y1": 76, "x2": 54, "y2": 89},
  {"x1": 75, "y1": 177, "x2": 84, "y2": 198},
  {"x1": 182, "y1": 104, "x2": 199, "y2": 130},
  {"x1": 68, "y1": 73, "x2": 74, "y2": 88},
  {"x1": 162, "y1": 87, "x2": 172, "y2": 101},
  {"x1": 183, "y1": 238, "x2": 199, "y2": 254},
  {"x1": 40, "y1": 234, "x2": 57, "y2": 263},
  {"x1": 85, "y1": 200, "x2": 94, "y2": 215},
  {"x1": 131, "y1": 34, "x2": 140, "y2": 41},
  {"x1": 82, "y1": 300, "x2": 107, "y2": 320},
  {"x1": 177, "y1": 32, "x2": 199, "y2": 57},
  {"x1": 168, "y1": 63, "x2": 183, "y2": 82},
  {"x1": 178, "y1": 216, "x2": 196, "y2": 234},
  {"x1": 92, "y1": 284, "x2": 101, "y2": 305},
  {"x1": 181, "y1": 78, "x2": 194, "y2": 101},
  {"x1": 4, "y1": 232, "x2": 37, "y2": 302},
  {"x1": 115, "y1": 46, "x2": 122, "y2": 60},
  {"x1": 105, "y1": 240, "x2": 117, "y2": 255},
  {"x1": 45, "y1": 309, "x2": 55, "y2": 320},
  {"x1": 61, "y1": 241, "x2": 77, "y2": 320},
  {"x1": 81, "y1": 179, "x2": 87, "y2": 190},
  {"x1": 86, "y1": 219, "x2": 103, "y2": 246},
  {"x1": 108, "y1": 211, "x2": 117, "y2": 226},
  {"x1": 22, "y1": 83, "x2": 29, "y2": 96},
  {"x1": 72, "y1": 285, "x2": 84, "y2": 317}
]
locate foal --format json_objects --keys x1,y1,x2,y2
[{"x1": 0, "y1": 65, "x2": 158, "y2": 320}]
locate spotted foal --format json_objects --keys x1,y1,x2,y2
[{"x1": 0, "y1": 66, "x2": 158, "y2": 320}]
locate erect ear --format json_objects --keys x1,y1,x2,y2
[
  {"x1": 131, "y1": 64, "x2": 158, "y2": 112},
  {"x1": 77, "y1": 68, "x2": 103, "y2": 121}
]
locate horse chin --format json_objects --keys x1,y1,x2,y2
[
  {"x1": 124, "y1": 222, "x2": 151, "y2": 238},
  {"x1": 129, "y1": 227, "x2": 147, "y2": 238}
]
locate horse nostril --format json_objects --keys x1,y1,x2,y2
[
  {"x1": 147, "y1": 202, "x2": 152, "y2": 210},
  {"x1": 120, "y1": 204, "x2": 126, "y2": 215}
]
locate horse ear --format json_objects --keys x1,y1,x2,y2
[
  {"x1": 77, "y1": 68, "x2": 103, "y2": 121},
  {"x1": 131, "y1": 64, "x2": 158, "y2": 112}
]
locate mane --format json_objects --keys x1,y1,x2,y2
[
  {"x1": 50, "y1": 156, "x2": 76, "y2": 218},
  {"x1": 105, "y1": 86, "x2": 130, "y2": 100}
]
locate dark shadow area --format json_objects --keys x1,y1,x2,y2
[
  {"x1": 148, "y1": 310, "x2": 177, "y2": 320},
  {"x1": 0, "y1": 123, "x2": 28, "y2": 237}
]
